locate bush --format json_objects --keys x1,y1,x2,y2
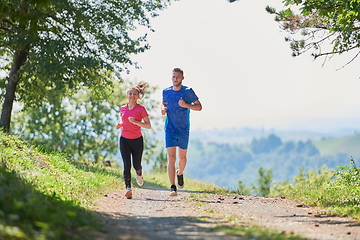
[{"x1": 271, "y1": 159, "x2": 360, "y2": 221}]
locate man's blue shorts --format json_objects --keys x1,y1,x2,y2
[{"x1": 165, "y1": 131, "x2": 189, "y2": 149}]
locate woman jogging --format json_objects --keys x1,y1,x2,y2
[{"x1": 116, "y1": 81, "x2": 151, "y2": 199}]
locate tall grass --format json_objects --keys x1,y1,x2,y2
[
  {"x1": 271, "y1": 159, "x2": 360, "y2": 221},
  {"x1": 0, "y1": 132, "x2": 123, "y2": 239}
]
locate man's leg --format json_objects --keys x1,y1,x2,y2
[
  {"x1": 176, "y1": 148, "x2": 187, "y2": 189},
  {"x1": 177, "y1": 148, "x2": 187, "y2": 176},
  {"x1": 167, "y1": 146, "x2": 177, "y2": 186}
]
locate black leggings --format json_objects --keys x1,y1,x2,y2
[{"x1": 119, "y1": 136, "x2": 143, "y2": 188}]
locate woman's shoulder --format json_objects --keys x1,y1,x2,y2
[
  {"x1": 136, "y1": 104, "x2": 145, "y2": 108},
  {"x1": 137, "y1": 104, "x2": 148, "y2": 111},
  {"x1": 136, "y1": 104, "x2": 149, "y2": 116}
]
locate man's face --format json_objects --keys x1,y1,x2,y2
[{"x1": 172, "y1": 72, "x2": 184, "y2": 87}]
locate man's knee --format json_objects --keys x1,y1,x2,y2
[
  {"x1": 167, "y1": 155, "x2": 176, "y2": 164},
  {"x1": 178, "y1": 156, "x2": 187, "y2": 163}
]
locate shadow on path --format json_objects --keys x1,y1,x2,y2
[{"x1": 93, "y1": 212, "x2": 240, "y2": 240}]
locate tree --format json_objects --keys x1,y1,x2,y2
[
  {"x1": 265, "y1": 0, "x2": 360, "y2": 65},
  {"x1": 11, "y1": 79, "x2": 162, "y2": 164},
  {"x1": 237, "y1": 180, "x2": 251, "y2": 196},
  {"x1": 250, "y1": 134, "x2": 282, "y2": 154},
  {"x1": 228, "y1": 0, "x2": 360, "y2": 65},
  {"x1": 237, "y1": 167, "x2": 273, "y2": 196},
  {"x1": 252, "y1": 167, "x2": 273, "y2": 197},
  {"x1": 0, "y1": 0, "x2": 170, "y2": 132},
  {"x1": 151, "y1": 148, "x2": 168, "y2": 173}
]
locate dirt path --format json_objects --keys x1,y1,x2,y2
[{"x1": 91, "y1": 187, "x2": 360, "y2": 240}]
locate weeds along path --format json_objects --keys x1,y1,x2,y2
[{"x1": 92, "y1": 187, "x2": 360, "y2": 240}]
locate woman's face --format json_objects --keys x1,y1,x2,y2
[{"x1": 126, "y1": 88, "x2": 140, "y2": 102}]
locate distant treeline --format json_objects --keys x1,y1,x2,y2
[{"x1": 186, "y1": 134, "x2": 353, "y2": 191}]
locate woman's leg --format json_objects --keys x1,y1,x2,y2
[
  {"x1": 119, "y1": 136, "x2": 132, "y2": 189},
  {"x1": 130, "y1": 136, "x2": 144, "y2": 175}
]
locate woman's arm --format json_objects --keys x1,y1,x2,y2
[{"x1": 128, "y1": 116, "x2": 151, "y2": 129}]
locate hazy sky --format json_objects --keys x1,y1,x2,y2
[{"x1": 122, "y1": 0, "x2": 360, "y2": 132}]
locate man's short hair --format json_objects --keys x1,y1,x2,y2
[{"x1": 172, "y1": 68, "x2": 184, "y2": 76}]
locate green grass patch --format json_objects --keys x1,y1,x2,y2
[
  {"x1": 211, "y1": 215, "x2": 308, "y2": 239},
  {"x1": 272, "y1": 160, "x2": 360, "y2": 221},
  {"x1": 0, "y1": 133, "x2": 124, "y2": 239},
  {"x1": 211, "y1": 224, "x2": 308, "y2": 240}
]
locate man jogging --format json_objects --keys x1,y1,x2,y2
[{"x1": 161, "y1": 68, "x2": 202, "y2": 196}]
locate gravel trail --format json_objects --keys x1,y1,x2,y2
[{"x1": 91, "y1": 187, "x2": 360, "y2": 240}]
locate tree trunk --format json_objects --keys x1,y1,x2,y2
[{"x1": 0, "y1": 47, "x2": 29, "y2": 133}]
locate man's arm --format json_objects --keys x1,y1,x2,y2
[
  {"x1": 161, "y1": 102, "x2": 167, "y2": 115},
  {"x1": 179, "y1": 99, "x2": 202, "y2": 111}
]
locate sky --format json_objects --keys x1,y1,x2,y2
[{"x1": 124, "y1": 0, "x2": 360, "y2": 132}]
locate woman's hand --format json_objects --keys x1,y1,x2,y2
[
  {"x1": 128, "y1": 117, "x2": 135, "y2": 123},
  {"x1": 115, "y1": 123, "x2": 123, "y2": 129}
]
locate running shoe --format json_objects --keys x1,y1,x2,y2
[
  {"x1": 125, "y1": 187, "x2": 132, "y2": 199},
  {"x1": 169, "y1": 185, "x2": 178, "y2": 197},
  {"x1": 176, "y1": 170, "x2": 184, "y2": 189},
  {"x1": 136, "y1": 175, "x2": 144, "y2": 186}
]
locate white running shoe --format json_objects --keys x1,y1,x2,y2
[
  {"x1": 169, "y1": 185, "x2": 178, "y2": 197},
  {"x1": 136, "y1": 175, "x2": 144, "y2": 186},
  {"x1": 125, "y1": 188, "x2": 132, "y2": 199}
]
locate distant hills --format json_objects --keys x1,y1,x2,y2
[
  {"x1": 314, "y1": 134, "x2": 360, "y2": 157},
  {"x1": 190, "y1": 127, "x2": 360, "y2": 145},
  {"x1": 183, "y1": 127, "x2": 360, "y2": 191}
]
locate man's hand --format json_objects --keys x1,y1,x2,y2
[
  {"x1": 161, "y1": 107, "x2": 167, "y2": 115},
  {"x1": 178, "y1": 97, "x2": 187, "y2": 108}
]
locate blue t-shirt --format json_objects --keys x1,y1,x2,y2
[{"x1": 162, "y1": 85, "x2": 199, "y2": 133}]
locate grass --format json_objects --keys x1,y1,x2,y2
[
  {"x1": 1, "y1": 132, "x2": 359, "y2": 240},
  {"x1": 0, "y1": 133, "x2": 124, "y2": 239},
  {"x1": 211, "y1": 223, "x2": 308, "y2": 240},
  {"x1": 271, "y1": 160, "x2": 360, "y2": 221}
]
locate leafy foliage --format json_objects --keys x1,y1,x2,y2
[
  {"x1": 237, "y1": 180, "x2": 251, "y2": 196},
  {"x1": 266, "y1": 0, "x2": 360, "y2": 64},
  {"x1": 151, "y1": 147, "x2": 168, "y2": 173},
  {"x1": 0, "y1": 0, "x2": 171, "y2": 131},
  {"x1": 11, "y1": 79, "x2": 162, "y2": 164},
  {"x1": 252, "y1": 167, "x2": 273, "y2": 196},
  {"x1": 272, "y1": 158, "x2": 360, "y2": 220}
]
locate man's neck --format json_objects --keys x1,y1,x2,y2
[{"x1": 172, "y1": 85, "x2": 182, "y2": 91}]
